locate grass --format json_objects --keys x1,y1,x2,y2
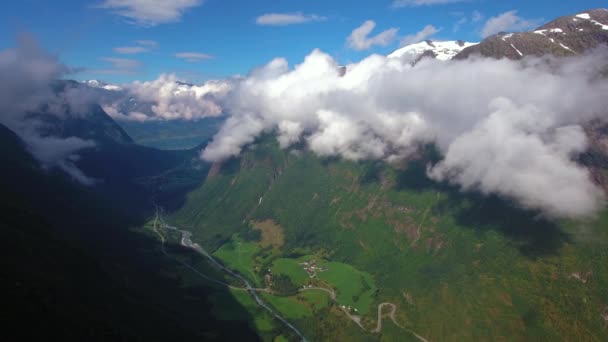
[
  {"x1": 261, "y1": 293, "x2": 313, "y2": 319},
  {"x1": 272, "y1": 258, "x2": 310, "y2": 285},
  {"x1": 213, "y1": 234, "x2": 261, "y2": 285},
  {"x1": 317, "y1": 261, "x2": 377, "y2": 315},
  {"x1": 229, "y1": 290, "x2": 277, "y2": 334},
  {"x1": 169, "y1": 136, "x2": 608, "y2": 341}
]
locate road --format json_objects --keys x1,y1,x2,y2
[
  {"x1": 153, "y1": 207, "x2": 428, "y2": 341},
  {"x1": 152, "y1": 208, "x2": 307, "y2": 342},
  {"x1": 299, "y1": 288, "x2": 428, "y2": 341}
]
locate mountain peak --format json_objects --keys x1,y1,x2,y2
[
  {"x1": 455, "y1": 8, "x2": 608, "y2": 60},
  {"x1": 388, "y1": 40, "x2": 478, "y2": 62}
]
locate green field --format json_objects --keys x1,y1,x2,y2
[
  {"x1": 317, "y1": 261, "x2": 377, "y2": 314},
  {"x1": 213, "y1": 235, "x2": 262, "y2": 285},
  {"x1": 167, "y1": 136, "x2": 608, "y2": 341},
  {"x1": 271, "y1": 258, "x2": 310, "y2": 285}
]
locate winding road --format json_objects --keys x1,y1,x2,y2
[
  {"x1": 152, "y1": 207, "x2": 428, "y2": 341},
  {"x1": 152, "y1": 208, "x2": 307, "y2": 341}
]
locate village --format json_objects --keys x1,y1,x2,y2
[{"x1": 298, "y1": 259, "x2": 328, "y2": 278}]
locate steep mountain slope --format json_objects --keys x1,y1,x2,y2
[
  {"x1": 455, "y1": 8, "x2": 608, "y2": 60},
  {"x1": 168, "y1": 137, "x2": 608, "y2": 341},
  {"x1": 0, "y1": 121, "x2": 259, "y2": 341},
  {"x1": 164, "y1": 10, "x2": 608, "y2": 341},
  {"x1": 34, "y1": 80, "x2": 133, "y2": 145},
  {"x1": 389, "y1": 40, "x2": 478, "y2": 62}
]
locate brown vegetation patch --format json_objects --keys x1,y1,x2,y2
[
  {"x1": 359, "y1": 240, "x2": 369, "y2": 251},
  {"x1": 569, "y1": 271, "x2": 593, "y2": 284},
  {"x1": 501, "y1": 293, "x2": 513, "y2": 307},
  {"x1": 403, "y1": 291, "x2": 415, "y2": 306},
  {"x1": 601, "y1": 306, "x2": 608, "y2": 323},
  {"x1": 251, "y1": 219, "x2": 284, "y2": 248},
  {"x1": 207, "y1": 162, "x2": 221, "y2": 178}
]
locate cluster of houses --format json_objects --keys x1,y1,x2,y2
[
  {"x1": 340, "y1": 305, "x2": 358, "y2": 313},
  {"x1": 299, "y1": 260, "x2": 328, "y2": 278}
]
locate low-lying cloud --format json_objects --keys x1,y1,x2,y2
[
  {"x1": 482, "y1": 10, "x2": 543, "y2": 37},
  {"x1": 0, "y1": 34, "x2": 97, "y2": 184},
  {"x1": 101, "y1": 73, "x2": 232, "y2": 121},
  {"x1": 202, "y1": 48, "x2": 608, "y2": 218}
]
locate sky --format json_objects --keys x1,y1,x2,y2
[
  {"x1": 1, "y1": 0, "x2": 605, "y2": 83},
  {"x1": 1, "y1": 1, "x2": 607, "y2": 217}
]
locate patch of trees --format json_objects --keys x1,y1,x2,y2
[{"x1": 271, "y1": 274, "x2": 299, "y2": 296}]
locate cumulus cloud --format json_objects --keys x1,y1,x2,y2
[
  {"x1": 174, "y1": 52, "x2": 214, "y2": 62},
  {"x1": 256, "y1": 13, "x2": 327, "y2": 26},
  {"x1": 401, "y1": 25, "x2": 440, "y2": 46},
  {"x1": 347, "y1": 20, "x2": 399, "y2": 51},
  {"x1": 201, "y1": 48, "x2": 608, "y2": 218},
  {"x1": 98, "y1": 0, "x2": 204, "y2": 26},
  {"x1": 0, "y1": 34, "x2": 97, "y2": 184},
  {"x1": 392, "y1": 0, "x2": 468, "y2": 7},
  {"x1": 102, "y1": 73, "x2": 232, "y2": 121},
  {"x1": 482, "y1": 10, "x2": 543, "y2": 37}
]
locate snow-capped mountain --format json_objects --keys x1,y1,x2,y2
[
  {"x1": 455, "y1": 8, "x2": 608, "y2": 60},
  {"x1": 388, "y1": 40, "x2": 478, "y2": 62},
  {"x1": 84, "y1": 79, "x2": 122, "y2": 91}
]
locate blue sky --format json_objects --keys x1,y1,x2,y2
[{"x1": 1, "y1": 0, "x2": 606, "y2": 83}]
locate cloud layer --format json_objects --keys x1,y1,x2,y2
[
  {"x1": 201, "y1": 48, "x2": 608, "y2": 218},
  {"x1": 101, "y1": 74, "x2": 232, "y2": 121}
]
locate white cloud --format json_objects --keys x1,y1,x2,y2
[
  {"x1": 481, "y1": 10, "x2": 543, "y2": 37},
  {"x1": 401, "y1": 25, "x2": 440, "y2": 46},
  {"x1": 98, "y1": 0, "x2": 204, "y2": 26},
  {"x1": 174, "y1": 52, "x2": 214, "y2": 62},
  {"x1": 347, "y1": 20, "x2": 399, "y2": 51},
  {"x1": 201, "y1": 48, "x2": 608, "y2": 218},
  {"x1": 256, "y1": 13, "x2": 326, "y2": 26},
  {"x1": 95, "y1": 57, "x2": 142, "y2": 74},
  {"x1": 392, "y1": 0, "x2": 467, "y2": 7},
  {"x1": 0, "y1": 34, "x2": 97, "y2": 184},
  {"x1": 113, "y1": 46, "x2": 148, "y2": 54},
  {"x1": 103, "y1": 73, "x2": 232, "y2": 121},
  {"x1": 113, "y1": 40, "x2": 158, "y2": 54},
  {"x1": 135, "y1": 40, "x2": 158, "y2": 47}
]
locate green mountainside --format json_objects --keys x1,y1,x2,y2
[{"x1": 167, "y1": 136, "x2": 608, "y2": 341}]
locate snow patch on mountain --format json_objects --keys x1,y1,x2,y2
[
  {"x1": 388, "y1": 40, "x2": 477, "y2": 62},
  {"x1": 84, "y1": 80, "x2": 122, "y2": 91}
]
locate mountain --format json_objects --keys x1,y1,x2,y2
[
  {"x1": 167, "y1": 135, "x2": 608, "y2": 341},
  {"x1": 455, "y1": 8, "x2": 608, "y2": 60},
  {"x1": 389, "y1": 40, "x2": 478, "y2": 63},
  {"x1": 0, "y1": 117, "x2": 256, "y2": 340},
  {"x1": 161, "y1": 9, "x2": 608, "y2": 341},
  {"x1": 84, "y1": 79, "x2": 123, "y2": 91}
]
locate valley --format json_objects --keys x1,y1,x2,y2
[
  {"x1": 154, "y1": 137, "x2": 608, "y2": 341},
  {"x1": 3, "y1": 4, "x2": 608, "y2": 342}
]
